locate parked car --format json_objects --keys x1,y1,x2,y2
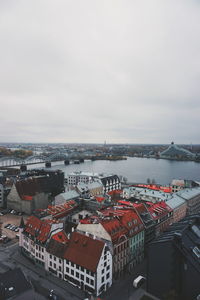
[
  {"x1": 14, "y1": 227, "x2": 19, "y2": 232},
  {"x1": 4, "y1": 224, "x2": 11, "y2": 228},
  {"x1": 9, "y1": 225, "x2": 15, "y2": 230},
  {"x1": 133, "y1": 275, "x2": 146, "y2": 288}
]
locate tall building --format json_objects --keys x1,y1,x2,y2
[{"x1": 147, "y1": 214, "x2": 200, "y2": 300}]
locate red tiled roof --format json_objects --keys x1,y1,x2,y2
[
  {"x1": 132, "y1": 184, "x2": 172, "y2": 193},
  {"x1": 95, "y1": 197, "x2": 105, "y2": 203},
  {"x1": 101, "y1": 218, "x2": 127, "y2": 242},
  {"x1": 108, "y1": 190, "x2": 122, "y2": 195},
  {"x1": 24, "y1": 216, "x2": 54, "y2": 243},
  {"x1": 21, "y1": 195, "x2": 33, "y2": 201},
  {"x1": 47, "y1": 200, "x2": 77, "y2": 219},
  {"x1": 63, "y1": 232, "x2": 104, "y2": 272},
  {"x1": 146, "y1": 201, "x2": 172, "y2": 220},
  {"x1": 52, "y1": 231, "x2": 69, "y2": 243}
]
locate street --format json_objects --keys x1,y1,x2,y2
[{"x1": 0, "y1": 242, "x2": 147, "y2": 300}]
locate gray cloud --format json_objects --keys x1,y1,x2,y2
[{"x1": 0, "y1": 0, "x2": 200, "y2": 143}]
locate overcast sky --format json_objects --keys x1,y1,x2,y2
[{"x1": 0, "y1": 0, "x2": 200, "y2": 144}]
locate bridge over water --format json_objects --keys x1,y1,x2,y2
[{"x1": 0, "y1": 152, "x2": 85, "y2": 169}]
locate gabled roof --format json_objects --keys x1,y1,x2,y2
[
  {"x1": 47, "y1": 200, "x2": 78, "y2": 219},
  {"x1": 146, "y1": 201, "x2": 172, "y2": 220},
  {"x1": 46, "y1": 231, "x2": 69, "y2": 258},
  {"x1": 63, "y1": 232, "x2": 105, "y2": 272},
  {"x1": 51, "y1": 230, "x2": 69, "y2": 243},
  {"x1": 24, "y1": 216, "x2": 54, "y2": 243},
  {"x1": 166, "y1": 195, "x2": 186, "y2": 210}
]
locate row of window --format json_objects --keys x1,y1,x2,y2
[
  {"x1": 65, "y1": 268, "x2": 94, "y2": 286},
  {"x1": 49, "y1": 254, "x2": 62, "y2": 264},
  {"x1": 65, "y1": 261, "x2": 94, "y2": 276},
  {"x1": 49, "y1": 261, "x2": 62, "y2": 271}
]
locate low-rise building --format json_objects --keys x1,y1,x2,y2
[
  {"x1": 146, "y1": 201, "x2": 173, "y2": 237},
  {"x1": 123, "y1": 186, "x2": 171, "y2": 203},
  {"x1": 66, "y1": 172, "x2": 121, "y2": 193},
  {"x1": 177, "y1": 187, "x2": 200, "y2": 215},
  {"x1": 76, "y1": 181, "x2": 104, "y2": 197},
  {"x1": 77, "y1": 206, "x2": 145, "y2": 277},
  {"x1": 19, "y1": 216, "x2": 113, "y2": 297},
  {"x1": 19, "y1": 216, "x2": 63, "y2": 266},
  {"x1": 63, "y1": 232, "x2": 112, "y2": 296},
  {"x1": 166, "y1": 195, "x2": 187, "y2": 223},
  {"x1": 55, "y1": 190, "x2": 80, "y2": 205},
  {"x1": 171, "y1": 179, "x2": 199, "y2": 193}
]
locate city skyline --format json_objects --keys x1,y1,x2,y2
[{"x1": 0, "y1": 0, "x2": 200, "y2": 144}]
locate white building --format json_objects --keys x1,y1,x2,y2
[
  {"x1": 66, "y1": 172, "x2": 121, "y2": 193},
  {"x1": 19, "y1": 216, "x2": 113, "y2": 297},
  {"x1": 123, "y1": 186, "x2": 171, "y2": 203}
]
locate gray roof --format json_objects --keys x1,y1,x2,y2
[
  {"x1": 166, "y1": 195, "x2": 186, "y2": 209},
  {"x1": 55, "y1": 190, "x2": 80, "y2": 203},
  {"x1": 177, "y1": 187, "x2": 200, "y2": 200}
]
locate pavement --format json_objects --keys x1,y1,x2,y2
[
  {"x1": 102, "y1": 260, "x2": 147, "y2": 300},
  {"x1": 0, "y1": 213, "x2": 28, "y2": 239},
  {"x1": 0, "y1": 243, "x2": 85, "y2": 300},
  {"x1": 0, "y1": 240, "x2": 147, "y2": 300}
]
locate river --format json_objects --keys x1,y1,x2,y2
[{"x1": 26, "y1": 157, "x2": 200, "y2": 185}]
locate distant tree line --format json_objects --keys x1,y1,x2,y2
[{"x1": 0, "y1": 147, "x2": 33, "y2": 159}]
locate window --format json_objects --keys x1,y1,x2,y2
[
  {"x1": 106, "y1": 273, "x2": 109, "y2": 279},
  {"x1": 54, "y1": 263, "x2": 56, "y2": 269},
  {"x1": 86, "y1": 277, "x2": 89, "y2": 284},
  {"x1": 50, "y1": 261, "x2": 52, "y2": 267},
  {"x1": 59, "y1": 259, "x2": 61, "y2": 264},
  {"x1": 76, "y1": 272, "x2": 79, "y2": 278},
  {"x1": 66, "y1": 267, "x2": 69, "y2": 273},
  {"x1": 81, "y1": 267, "x2": 84, "y2": 272},
  {"x1": 102, "y1": 268, "x2": 105, "y2": 274},
  {"x1": 81, "y1": 274, "x2": 84, "y2": 281},
  {"x1": 50, "y1": 255, "x2": 52, "y2": 259},
  {"x1": 106, "y1": 265, "x2": 110, "y2": 271},
  {"x1": 54, "y1": 256, "x2": 56, "y2": 261},
  {"x1": 90, "y1": 279, "x2": 94, "y2": 285},
  {"x1": 71, "y1": 270, "x2": 74, "y2": 276},
  {"x1": 101, "y1": 276, "x2": 104, "y2": 283},
  {"x1": 71, "y1": 262, "x2": 74, "y2": 267}
]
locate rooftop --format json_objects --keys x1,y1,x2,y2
[{"x1": 63, "y1": 232, "x2": 105, "y2": 272}]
